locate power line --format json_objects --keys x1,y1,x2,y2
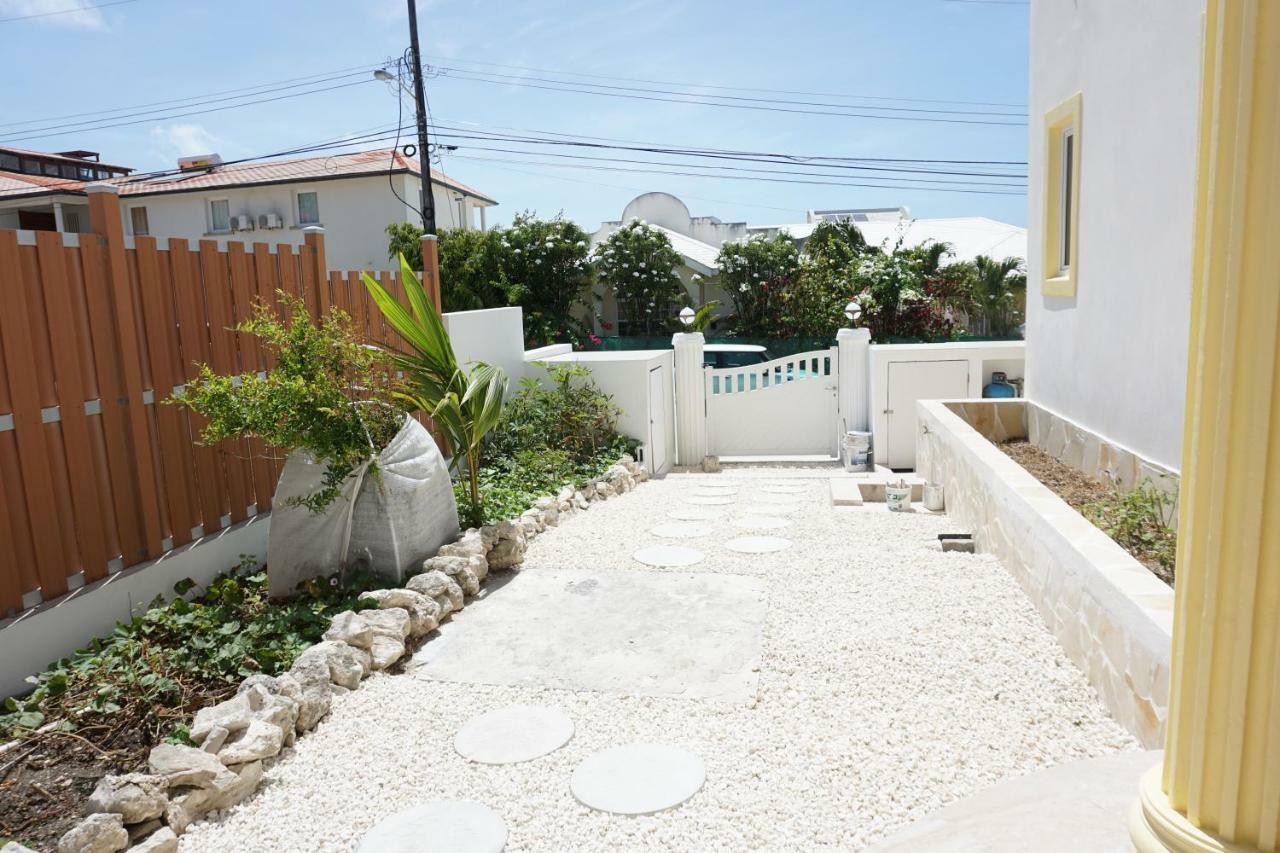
[
  {"x1": 0, "y1": 60, "x2": 383, "y2": 130},
  {"x1": 0, "y1": 0, "x2": 137, "y2": 24},
  {"x1": 0, "y1": 73, "x2": 380, "y2": 143},
  {"x1": 433, "y1": 68, "x2": 1027, "y2": 127},
  {"x1": 425, "y1": 54, "x2": 1026, "y2": 109},
  {"x1": 427, "y1": 124, "x2": 1028, "y2": 179},
  {"x1": 430, "y1": 64, "x2": 1024, "y2": 118},
  {"x1": 450, "y1": 153, "x2": 1026, "y2": 196},
  {"x1": 431, "y1": 117, "x2": 1028, "y2": 166}
]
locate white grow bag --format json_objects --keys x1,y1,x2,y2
[{"x1": 267, "y1": 416, "x2": 459, "y2": 598}]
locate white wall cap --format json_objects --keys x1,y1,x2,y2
[{"x1": 84, "y1": 182, "x2": 119, "y2": 195}]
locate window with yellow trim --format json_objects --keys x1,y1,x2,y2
[{"x1": 1043, "y1": 93, "x2": 1082, "y2": 297}]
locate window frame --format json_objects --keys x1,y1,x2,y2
[
  {"x1": 128, "y1": 205, "x2": 150, "y2": 237},
  {"x1": 1042, "y1": 92, "x2": 1082, "y2": 298},
  {"x1": 295, "y1": 190, "x2": 320, "y2": 226},
  {"x1": 208, "y1": 198, "x2": 231, "y2": 234}
]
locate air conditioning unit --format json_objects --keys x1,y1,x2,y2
[
  {"x1": 266, "y1": 213, "x2": 282, "y2": 229},
  {"x1": 233, "y1": 215, "x2": 253, "y2": 232}
]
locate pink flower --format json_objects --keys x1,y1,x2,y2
[{"x1": 590, "y1": 334, "x2": 603, "y2": 345}]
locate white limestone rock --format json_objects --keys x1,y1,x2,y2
[
  {"x1": 358, "y1": 607, "x2": 412, "y2": 669},
  {"x1": 436, "y1": 528, "x2": 488, "y2": 559},
  {"x1": 487, "y1": 519, "x2": 528, "y2": 570},
  {"x1": 217, "y1": 718, "x2": 284, "y2": 765},
  {"x1": 406, "y1": 570, "x2": 464, "y2": 614},
  {"x1": 56, "y1": 813, "x2": 127, "y2": 853},
  {"x1": 129, "y1": 826, "x2": 178, "y2": 853},
  {"x1": 291, "y1": 640, "x2": 371, "y2": 690},
  {"x1": 199, "y1": 726, "x2": 229, "y2": 755},
  {"x1": 322, "y1": 611, "x2": 373, "y2": 651},
  {"x1": 360, "y1": 588, "x2": 441, "y2": 637},
  {"x1": 2, "y1": 841, "x2": 38, "y2": 853},
  {"x1": 164, "y1": 760, "x2": 261, "y2": 834},
  {"x1": 574, "y1": 490, "x2": 590, "y2": 510},
  {"x1": 189, "y1": 693, "x2": 251, "y2": 744},
  {"x1": 147, "y1": 744, "x2": 235, "y2": 790},
  {"x1": 86, "y1": 773, "x2": 167, "y2": 824}
]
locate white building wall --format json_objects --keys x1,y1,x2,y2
[
  {"x1": 122, "y1": 175, "x2": 484, "y2": 273},
  {"x1": 1025, "y1": 0, "x2": 1203, "y2": 472}
]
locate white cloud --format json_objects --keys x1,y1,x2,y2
[
  {"x1": 0, "y1": 0, "x2": 109, "y2": 29},
  {"x1": 150, "y1": 123, "x2": 222, "y2": 159}
]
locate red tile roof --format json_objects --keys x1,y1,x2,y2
[{"x1": 0, "y1": 148, "x2": 496, "y2": 204}]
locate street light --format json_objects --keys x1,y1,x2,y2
[
  {"x1": 678, "y1": 306, "x2": 696, "y2": 329},
  {"x1": 373, "y1": 68, "x2": 396, "y2": 83},
  {"x1": 844, "y1": 300, "x2": 863, "y2": 325}
]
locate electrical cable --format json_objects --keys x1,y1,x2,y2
[{"x1": 0, "y1": 0, "x2": 137, "y2": 24}]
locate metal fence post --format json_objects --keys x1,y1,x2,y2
[{"x1": 671, "y1": 331, "x2": 707, "y2": 466}]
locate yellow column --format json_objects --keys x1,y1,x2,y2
[{"x1": 1130, "y1": 1, "x2": 1280, "y2": 851}]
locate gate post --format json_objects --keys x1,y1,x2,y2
[
  {"x1": 672, "y1": 331, "x2": 707, "y2": 466},
  {"x1": 837, "y1": 327, "x2": 872, "y2": 433}
]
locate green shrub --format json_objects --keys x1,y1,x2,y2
[
  {"x1": 1083, "y1": 481, "x2": 1179, "y2": 584},
  {"x1": 0, "y1": 564, "x2": 381, "y2": 744},
  {"x1": 716, "y1": 233, "x2": 800, "y2": 338},
  {"x1": 170, "y1": 295, "x2": 404, "y2": 512},
  {"x1": 487, "y1": 364, "x2": 621, "y2": 465}
]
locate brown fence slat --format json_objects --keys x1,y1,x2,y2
[
  {"x1": 79, "y1": 238, "x2": 140, "y2": 565},
  {"x1": 35, "y1": 231, "x2": 109, "y2": 581},
  {"x1": 135, "y1": 237, "x2": 196, "y2": 549},
  {"x1": 230, "y1": 244, "x2": 275, "y2": 510},
  {"x1": 198, "y1": 240, "x2": 250, "y2": 525},
  {"x1": 89, "y1": 189, "x2": 164, "y2": 558},
  {"x1": 169, "y1": 240, "x2": 224, "y2": 533},
  {"x1": 0, "y1": 230, "x2": 69, "y2": 599}
]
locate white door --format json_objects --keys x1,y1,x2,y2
[
  {"x1": 647, "y1": 366, "x2": 667, "y2": 475},
  {"x1": 885, "y1": 360, "x2": 969, "y2": 469}
]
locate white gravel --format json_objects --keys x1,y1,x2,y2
[{"x1": 179, "y1": 470, "x2": 1138, "y2": 852}]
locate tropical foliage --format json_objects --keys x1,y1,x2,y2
[
  {"x1": 716, "y1": 233, "x2": 801, "y2": 338},
  {"x1": 386, "y1": 214, "x2": 593, "y2": 346},
  {"x1": 593, "y1": 221, "x2": 685, "y2": 335},
  {"x1": 362, "y1": 256, "x2": 509, "y2": 527},
  {"x1": 964, "y1": 254, "x2": 1027, "y2": 337},
  {"x1": 170, "y1": 296, "x2": 405, "y2": 512}
]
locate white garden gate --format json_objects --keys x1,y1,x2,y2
[{"x1": 704, "y1": 348, "x2": 840, "y2": 456}]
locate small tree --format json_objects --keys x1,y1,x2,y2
[
  {"x1": 803, "y1": 220, "x2": 870, "y2": 268},
  {"x1": 504, "y1": 212, "x2": 594, "y2": 346},
  {"x1": 594, "y1": 221, "x2": 684, "y2": 336},
  {"x1": 386, "y1": 222, "x2": 424, "y2": 272},
  {"x1": 362, "y1": 256, "x2": 509, "y2": 527},
  {"x1": 717, "y1": 233, "x2": 800, "y2": 337},
  {"x1": 438, "y1": 228, "x2": 515, "y2": 313},
  {"x1": 966, "y1": 254, "x2": 1027, "y2": 337}
]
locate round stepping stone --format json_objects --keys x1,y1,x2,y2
[
  {"x1": 650, "y1": 522, "x2": 712, "y2": 539},
  {"x1": 571, "y1": 743, "x2": 705, "y2": 815},
  {"x1": 357, "y1": 801, "x2": 506, "y2": 853},
  {"x1": 455, "y1": 705, "x2": 574, "y2": 765},
  {"x1": 731, "y1": 515, "x2": 791, "y2": 531},
  {"x1": 742, "y1": 502, "x2": 800, "y2": 515},
  {"x1": 633, "y1": 545, "x2": 704, "y2": 567},
  {"x1": 669, "y1": 507, "x2": 719, "y2": 521},
  {"x1": 725, "y1": 536, "x2": 791, "y2": 554},
  {"x1": 684, "y1": 495, "x2": 733, "y2": 506},
  {"x1": 691, "y1": 486, "x2": 736, "y2": 497}
]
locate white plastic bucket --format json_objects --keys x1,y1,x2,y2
[{"x1": 842, "y1": 431, "x2": 873, "y2": 472}]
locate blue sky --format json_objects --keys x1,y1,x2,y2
[{"x1": 0, "y1": 0, "x2": 1029, "y2": 228}]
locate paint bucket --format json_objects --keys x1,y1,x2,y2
[
  {"x1": 842, "y1": 431, "x2": 872, "y2": 473},
  {"x1": 885, "y1": 481, "x2": 912, "y2": 512},
  {"x1": 923, "y1": 483, "x2": 945, "y2": 512}
]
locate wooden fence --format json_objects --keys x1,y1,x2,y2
[{"x1": 0, "y1": 186, "x2": 435, "y2": 616}]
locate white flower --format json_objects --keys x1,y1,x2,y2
[
  {"x1": 513, "y1": 248, "x2": 522, "y2": 254},
  {"x1": 739, "y1": 283, "x2": 749, "y2": 292},
  {"x1": 576, "y1": 241, "x2": 586, "y2": 248},
  {"x1": 633, "y1": 272, "x2": 640, "y2": 277},
  {"x1": 535, "y1": 259, "x2": 542, "y2": 265},
  {"x1": 639, "y1": 262, "x2": 646, "y2": 268}
]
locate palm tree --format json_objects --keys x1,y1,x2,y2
[
  {"x1": 362, "y1": 255, "x2": 509, "y2": 526},
  {"x1": 970, "y1": 255, "x2": 1027, "y2": 337}
]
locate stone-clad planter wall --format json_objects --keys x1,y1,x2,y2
[{"x1": 916, "y1": 400, "x2": 1173, "y2": 748}]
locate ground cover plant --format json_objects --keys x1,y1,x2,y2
[{"x1": 0, "y1": 565, "x2": 381, "y2": 850}]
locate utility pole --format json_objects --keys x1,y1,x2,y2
[
  {"x1": 405, "y1": 0, "x2": 436, "y2": 236},
  {"x1": 405, "y1": 0, "x2": 441, "y2": 312}
]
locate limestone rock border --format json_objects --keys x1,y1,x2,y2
[{"x1": 53, "y1": 456, "x2": 647, "y2": 852}]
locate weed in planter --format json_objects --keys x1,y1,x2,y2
[{"x1": 1083, "y1": 481, "x2": 1179, "y2": 584}]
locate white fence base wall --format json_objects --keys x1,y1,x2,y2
[{"x1": 0, "y1": 517, "x2": 268, "y2": 699}]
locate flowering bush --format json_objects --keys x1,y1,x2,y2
[
  {"x1": 716, "y1": 234, "x2": 800, "y2": 337},
  {"x1": 504, "y1": 213, "x2": 594, "y2": 347},
  {"x1": 594, "y1": 220, "x2": 685, "y2": 335},
  {"x1": 848, "y1": 240, "x2": 968, "y2": 342}
]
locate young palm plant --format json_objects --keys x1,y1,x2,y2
[
  {"x1": 362, "y1": 255, "x2": 508, "y2": 527},
  {"x1": 970, "y1": 255, "x2": 1027, "y2": 337}
]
